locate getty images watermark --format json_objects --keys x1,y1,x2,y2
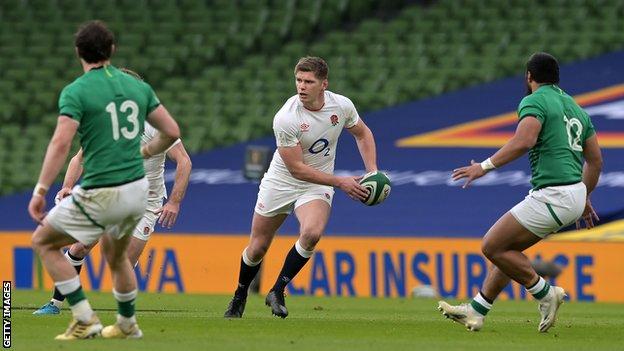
[{"x1": 3, "y1": 281, "x2": 10, "y2": 348}]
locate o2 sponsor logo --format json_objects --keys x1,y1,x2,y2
[{"x1": 309, "y1": 138, "x2": 331, "y2": 156}]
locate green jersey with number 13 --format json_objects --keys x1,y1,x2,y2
[
  {"x1": 517, "y1": 84, "x2": 595, "y2": 190},
  {"x1": 58, "y1": 65, "x2": 160, "y2": 189}
]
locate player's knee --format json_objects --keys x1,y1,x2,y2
[
  {"x1": 31, "y1": 233, "x2": 45, "y2": 254},
  {"x1": 481, "y1": 240, "x2": 500, "y2": 261},
  {"x1": 299, "y1": 230, "x2": 322, "y2": 249},
  {"x1": 106, "y1": 254, "x2": 127, "y2": 271},
  {"x1": 32, "y1": 231, "x2": 57, "y2": 254},
  {"x1": 70, "y1": 243, "x2": 91, "y2": 258},
  {"x1": 247, "y1": 242, "x2": 269, "y2": 261}
]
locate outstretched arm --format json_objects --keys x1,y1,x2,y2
[
  {"x1": 452, "y1": 117, "x2": 542, "y2": 188},
  {"x1": 158, "y1": 141, "x2": 192, "y2": 228},
  {"x1": 346, "y1": 120, "x2": 378, "y2": 173}
]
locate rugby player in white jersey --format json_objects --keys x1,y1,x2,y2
[
  {"x1": 224, "y1": 57, "x2": 378, "y2": 318},
  {"x1": 34, "y1": 118, "x2": 192, "y2": 315}
]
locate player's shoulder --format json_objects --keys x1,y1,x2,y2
[
  {"x1": 325, "y1": 90, "x2": 355, "y2": 108},
  {"x1": 117, "y1": 67, "x2": 152, "y2": 90},
  {"x1": 273, "y1": 95, "x2": 300, "y2": 123},
  {"x1": 519, "y1": 91, "x2": 546, "y2": 108},
  {"x1": 60, "y1": 75, "x2": 87, "y2": 96}
]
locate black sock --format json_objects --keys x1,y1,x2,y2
[
  {"x1": 52, "y1": 254, "x2": 83, "y2": 302},
  {"x1": 234, "y1": 257, "x2": 261, "y2": 297},
  {"x1": 271, "y1": 245, "x2": 311, "y2": 293}
]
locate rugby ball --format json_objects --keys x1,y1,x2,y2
[{"x1": 359, "y1": 171, "x2": 391, "y2": 206}]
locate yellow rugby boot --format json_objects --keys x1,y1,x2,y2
[
  {"x1": 101, "y1": 322, "x2": 143, "y2": 339},
  {"x1": 54, "y1": 315, "x2": 103, "y2": 340}
]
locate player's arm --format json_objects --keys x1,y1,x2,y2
[
  {"x1": 143, "y1": 105, "x2": 181, "y2": 158},
  {"x1": 576, "y1": 134, "x2": 603, "y2": 229},
  {"x1": 346, "y1": 119, "x2": 378, "y2": 172},
  {"x1": 55, "y1": 148, "x2": 84, "y2": 204},
  {"x1": 581, "y1": 135, "x2": 602, "y2": 194},
  {"x1": 452, "y1": 117, "x2": 542, "y2": 188},
  {"x1": 279, "y1": 146, "x2": 369, "y2": 201},
  {"x1": 158, "y1": 141, "x2": 192, "y2": 228},
  {"x1": 28, "y1": 116, "x2": 79, "y2": 222}
]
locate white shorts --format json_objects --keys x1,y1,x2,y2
[
  {"x1": 47, "y1": 178, "x2": 148, "y2": 245},
  {"x1": 510, "y1": 182, "x2": 586, "y2": 238},
  {"x1": 132, "y1": 198, "x2": 163, "y2": 241},
  {"x1": 255, "y1": 177, "x2": 334, "y2": 217}
]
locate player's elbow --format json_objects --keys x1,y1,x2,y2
[
  {"x1": 167, "y1": 126, "x2": 181, "y2": 141},
  {"x1": 178, "y1": 155, "x2": 192, "y2": 173},
  {"x1": 184, "y1": 156, "x2": 192, "y2": 169},
  {"x1": 515, "y1": 137, "x2": 536, "y2": 151},
  {"x1": 587, "y1": 156, "x2": 603, "y2": 172},
  {"x1": 49, "y1": 136, "x2": 72, "y2": 154}
]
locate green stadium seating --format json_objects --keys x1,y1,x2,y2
[{"x1": 2, "y1": 0, "x2": 624, "y2": 194}]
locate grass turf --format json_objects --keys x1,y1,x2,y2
[{"x1": 8, "y1": 289, "x2": 624, "y2": 350}]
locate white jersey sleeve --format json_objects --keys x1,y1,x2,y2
[
  {"x1": 273, "y1": 109, "x2": 300, "y2": 148},
  {"x1": 341, "y1": 96, "x2": 360, "y2": 129},
  {"x1": 142, "y1": 122, "x2": 180, "y2": 203}
]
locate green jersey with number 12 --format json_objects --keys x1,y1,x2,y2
[
  {"x1": 58, "y1": 65, "x2": 160, "y2": 189},
  {"x1": 517, "y1": 84, "x2": 595, "y2": 190}
]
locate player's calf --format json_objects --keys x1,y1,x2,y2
[
  {"x1": 224, "y1": 249, "x2": 262, "y2": 318},
  {"x1": 34, "y1": 251, "x2": 85, "y2": 316}
]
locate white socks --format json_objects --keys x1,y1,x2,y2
[
  {"x1": 54, "y1": 276, "x2": 81, "y2": 295},
  {"x1": 527, "y1": 276, "x2": 551, "y2": 300},
  {"x1": 117, "y1": 314, "x2": 137, "y2": 331},
  {"x1": 295, "y1": 240, "x2": 314, "y2": 258},
  {"x1": 71, "y1": 300, "x2": 94, "y2": 323},
  {"x1": 242, "y1": 248, "x2": 262, "y2": 267}
]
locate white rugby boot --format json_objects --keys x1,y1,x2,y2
[
  {"x1": 538, "y1": 286, "x2": 567, "y2": 333},
  {"x1": 438, "y1": 301, "x2": 484, "y2": 331}
]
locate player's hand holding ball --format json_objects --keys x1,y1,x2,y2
[
  {"x1": 358, "y1": 171, "x2": 391, "y2": 206},
  {"x1": 337, "y1": 176, "x2": 369, "y2": 201}
]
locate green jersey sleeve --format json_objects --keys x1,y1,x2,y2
[
  {"x1": 143, "y1": 82, "x2": 161, "y2": 114},
  {"x1": 58, "y1": 84, "x2": 83, "y2": 122},
  {"x1": 517, "y1": 95, "x2": 546, "y2": 123},
  {"x1": 583, "y1": 112, "x2": 596, "y2": 141}
]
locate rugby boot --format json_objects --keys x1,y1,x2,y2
[
  {"x1": 33, "y1": 301, "x2": 61, "y2": 315},
  {"x1": 438, "y1": 301, "x2": 484, "y2": 331},
  {"x1": 101, "y1": 322, "x2": 143, "y2": 339},
  {"x1": 54, "y1": 315, "x2": 103, "y2": 340},
  {"x1": 224, "y1": 294, "x2": 247, "y2": 318},
  {"x1": 538, "y1": 286, "x2": 567, "y2": 332},
  {"x1": 265, "y1": 290, "x2": 288, "y2": 318}
]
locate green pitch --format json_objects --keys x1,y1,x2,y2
[{"x1": 9, "y1": 290, "x2": 624, "y2": 351}]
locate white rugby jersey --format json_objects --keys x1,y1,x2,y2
[
  {"x1": 266, "y1": 90, "x2": 360, "y2": 185},
  {"x1": 142, "y1": 122, "x2": 181, "y2": 201}
]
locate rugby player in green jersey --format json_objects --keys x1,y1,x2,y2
[
  {"x1": 439, "y1": 53, "x2": 603, "y2": 332},
  {"x1": 28, "y1": 21, "x2": 180, "y2": 340}
]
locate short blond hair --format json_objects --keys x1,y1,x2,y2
[{"x1": 294, "y1": 56, "x2": 328, "y2": 80}]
